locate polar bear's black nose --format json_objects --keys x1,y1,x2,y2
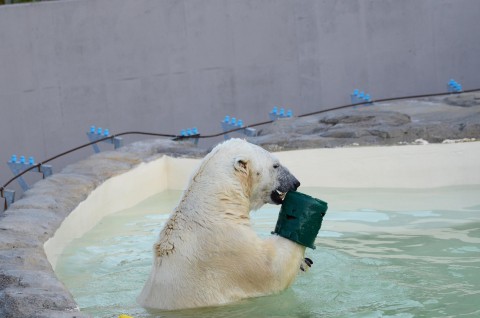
[
  {"x1": 293, "y1": 179, "x2": 300, "y2": 190},
  {"x1": 277, "y1": 166, "x2": 300, "y2": 193}
]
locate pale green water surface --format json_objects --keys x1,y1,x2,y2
[{"x1": 56, "y1": 186, "x2": 480, "y2": 318}]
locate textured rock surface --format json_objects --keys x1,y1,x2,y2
[
  {"x1": 249, "y1": 93, "x2": 480, "y2": 151},
  {"x1": 0, "y1": 94, "x2": 479, "y2": 317}
]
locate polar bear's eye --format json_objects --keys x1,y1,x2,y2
[{"x1": 273, "y1": 164, "x2": 280, "y2": 169}]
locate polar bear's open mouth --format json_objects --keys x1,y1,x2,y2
[{"x1": 271, "y1": 189, "x2": 288, "y2": 204}]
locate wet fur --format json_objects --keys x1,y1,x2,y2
[{"x1": 138, "y1": 139, "x2": 304, "y2": 310}]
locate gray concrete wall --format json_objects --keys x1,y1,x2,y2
[{"x1": 1, "y1": 0, "x2": 480, "y2": 193}]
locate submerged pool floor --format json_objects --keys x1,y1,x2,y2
[{"x1": 55, "y1": 186, "x2": 480, "y2": 318}]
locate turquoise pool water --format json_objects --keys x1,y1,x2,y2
[{"x1": 56, "y1": 186, "x2": 480, "y2": 318}]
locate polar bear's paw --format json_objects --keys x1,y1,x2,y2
[{"x1": 300, "y1": 257, "x2": 313, "y2": 272}]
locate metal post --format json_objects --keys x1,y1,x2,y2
[
  {"x1": 3, "y1": 189, "x2": 15, "y2": 210},
  {"x1": 7, "y1": 162, "x2": 30, "y2": 191}
]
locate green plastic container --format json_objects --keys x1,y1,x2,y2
[{"x1": 272, "y1": 191, "x2": 328, "y2": 249}]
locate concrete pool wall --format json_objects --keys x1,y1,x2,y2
[{"x1": 1, "y1": 140, "x2": 480, "y2": 317}]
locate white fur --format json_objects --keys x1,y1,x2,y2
[{"x1": 137, "y1": 139, "x2": 306, "y2": 310}]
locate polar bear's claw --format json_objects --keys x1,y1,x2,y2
[{"x1": 300, "y1": 257, "x2": 313, "y2": 272}]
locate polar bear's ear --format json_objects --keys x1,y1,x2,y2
[{"x1": 234, "y1": 157, "x2": 249, "y2": 175}]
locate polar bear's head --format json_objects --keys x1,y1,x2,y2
[{"x1": 193, "y1": 139, "x2": 300, "y2": 211}]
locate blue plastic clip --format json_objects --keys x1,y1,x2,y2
[
  {"x1": 269, "y1": 106, "x2": 295, "y2": 120},
  {"x1": 351, "y1": 89, "x2": 359, "y2": 104},
  {"x1": 6, "y1": 154, "x2": 52, "y2": 192},
  {"x1": 87, "y1": 126, "x2": 123, "y2": 153},
  {"x1": 448, "y1": 79, "x2": 462, "y2": 92},
  {"x1": 178, "y1": 128, "x2": 199, "y2": 145},
  {"x1": 351, "y1": 89, "x2": 373, "y2": 106},
  {"x1": 221, "y1": 116, "x2": 257, "y2": 140}
]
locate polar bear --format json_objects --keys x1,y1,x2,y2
[{"x1": 137, "y1": 138, "x2": 308, "y2": 311}]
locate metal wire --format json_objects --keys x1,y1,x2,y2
[{"x1": 1, "y1": 88, "x2": 479, "y2": 197}]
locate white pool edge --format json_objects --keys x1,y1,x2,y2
[
  {"x1": 44, "y1": 155, "x2": 200, "y2": 269},
  {"x1": 278, "y1": 142, "x2": 480, "y2": 188}
]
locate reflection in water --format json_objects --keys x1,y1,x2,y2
[{"x1": 56, "y1": 186, "x2": 480, "y2": 318}]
